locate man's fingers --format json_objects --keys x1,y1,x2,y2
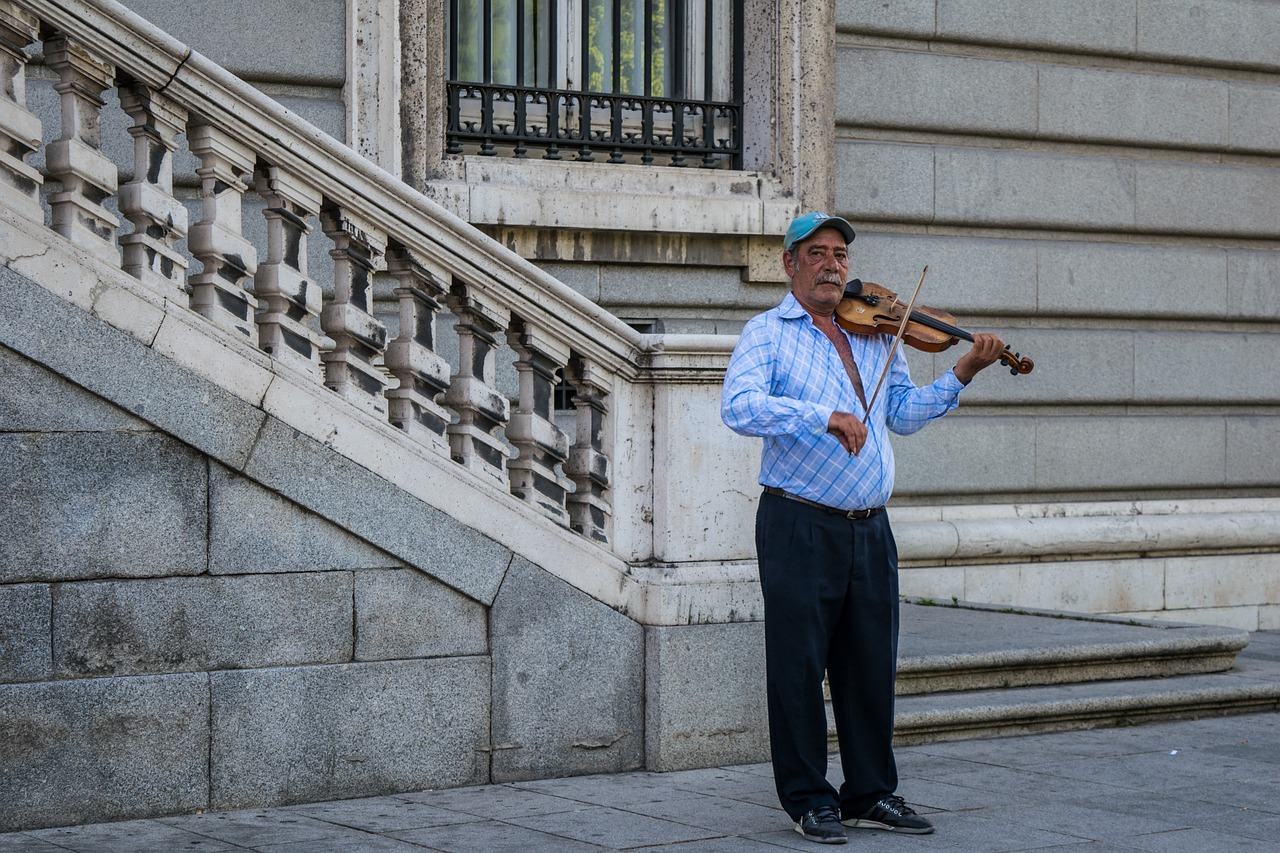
[
  {"x1": 845, "y1": 427, "x2": 865, "y2": 456},
  {"x1": 827, "y1": 412, "x2": 868, "y2": 455},
  {"x1": 975, "y1": 334, "x2": 1006, "y2": 363},
  {"x1": 837, "y1": 427, "x2": 858, "y2": 455}
]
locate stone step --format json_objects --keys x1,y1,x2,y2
[
  {"x1": 826, "y1": 602, "x2": 1280, "y2": 747},
  {"x1": 893, "y1": 656, "x2": 1280, "y2": 745},
  {"x1": 896, "y1": 601, "x2": 1249, "y2": 694}
]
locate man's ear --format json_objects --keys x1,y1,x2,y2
[{"x1": 781, "y1": 249, "x2": 796, "y2": 279}]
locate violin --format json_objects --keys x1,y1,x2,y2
[{"x1": 834, "y1": 279, "x2": 1033, "y2": 376}]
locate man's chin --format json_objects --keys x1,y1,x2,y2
[{"x1": 814, "y1": 293, "x2": 844, "y2": 312}]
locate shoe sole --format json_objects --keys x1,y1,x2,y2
[
  {"x1": 794, "y1": 824, "x2": 848, "y2": 844},
  {"x1": 842, "y1": 817, "x2": 935, "y2": 834}
]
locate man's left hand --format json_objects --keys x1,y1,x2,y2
[{"x1": 953, "y1": 333, "x2": 1006, "y2": 384}]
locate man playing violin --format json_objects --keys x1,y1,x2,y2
[{"x1": 720, "y1": 212, "x2": 1006, "y2": 844}]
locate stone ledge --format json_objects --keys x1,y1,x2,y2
[
  {"x1": 431, "y1": 156, "x2": 798, "y2": 235},
  {"x1": 892, "y1": 500, "x2": 1280, "y2": 564}
]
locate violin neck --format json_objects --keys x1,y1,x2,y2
[{"x1": 908, "y1": 309, "x2": 972, "y2": 342}]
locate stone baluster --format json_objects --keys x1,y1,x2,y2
[
  {"x1": 43, "y1": 32, "x2": 119, "y2": 266},
  {"x1": 187, "y1": 121, "x2": 258, "y2": 341},
  {"x1": 116, "y1": 78, "x2": 188, "y2": 294},
  {"x1": 442, "y1": 283, "x2": 511, "y2": 487},
  {"x1": 0, "y1": 3, "x2": 43, "y2": 224},
  {"x1": 319, "y1": 203, "x2": 389, "y2": 415},
  {"x1": 564, "y1": 356, "x2": 613, "y2": 543},
  {"x1": 253, "y1": 166, "x2": 327, "y2": 379},
  {"x1": 384, "y1": 243, "x2": 453, "y2": 456},
  {"x1": 505, "y1": 318, "x2": 573, "y2": 524}
]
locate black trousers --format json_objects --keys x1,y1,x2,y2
[{"x1": 756, "y1": 490, "x2": 900, "y2": 820}]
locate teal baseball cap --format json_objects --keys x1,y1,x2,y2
[{"x1": 783, "y1": 212, "x2": 856, "y2": 252}]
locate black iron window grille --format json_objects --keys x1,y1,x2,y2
[{"x1": 446, "y1": 0, "x2": 744, "y2": 169}]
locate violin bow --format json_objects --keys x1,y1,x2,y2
[{"x1": 861, "y1": 266, "x2": 928, "y2": 425}]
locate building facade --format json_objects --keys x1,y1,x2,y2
[{"x1": 3, "y1": 0, "x2": 1280, "y2": 831}]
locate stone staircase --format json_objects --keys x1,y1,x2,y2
[{"x1": 829, "y1": 601, "x2": 1280, "y2": 748}]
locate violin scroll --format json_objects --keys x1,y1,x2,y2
[{"x1": 1000, "y1": 350, "x2": 1033, "y2": 376}]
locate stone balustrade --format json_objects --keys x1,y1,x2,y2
[{"x1": 0, "y1": 0, "x2": 644, "y2": 553}]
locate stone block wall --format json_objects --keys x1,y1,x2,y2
[
  {"x1": 829, "y1": 0, "x2": 1280, "y2": 509},
  {"x1": 644, "y1": 622, "x2": 769, "y2": 772},
  {"x1": 490, "y1": 558, "x2": 646, "y2": 782},
  {"x1": 0, "y1": 335, "x2": 678, "y2": 830},
  {"x1": 0, "y1": 343, "x2": 484, "y2": 827}
]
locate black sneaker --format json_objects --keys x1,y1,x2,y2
[
  {"x1": 795, "y1": 805, "x2": 848, "y2": 844},
  {"x1": 842, "y1": 795, "x2": 935, "y2": 834}
]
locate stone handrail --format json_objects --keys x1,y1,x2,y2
[{"x1": 1, "y1": 0, "x2": 652, "y2": 552}]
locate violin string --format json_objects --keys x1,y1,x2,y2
[{"x1": 852, "y1": 276, "x2": 1031, "y2": 376}]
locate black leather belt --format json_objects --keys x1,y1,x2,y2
[{"x1": 763, "y1": 487, "x2": 884, "y2": 520}]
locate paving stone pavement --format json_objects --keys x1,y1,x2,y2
[{"x1": 3, "y1": 634, "x2": 1278, "y2": 853}]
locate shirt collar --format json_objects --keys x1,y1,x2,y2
[
  {"x1": 779, "y1": 290, "x2": 840, "y2": 328},
  {"x1": 778, "y1": 291, "x2": 809, "y2": 320}
]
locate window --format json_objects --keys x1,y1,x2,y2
[{"x1": 446, "y1": 0, "x2": 743, "y2": 168}]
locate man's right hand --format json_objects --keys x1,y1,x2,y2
[{"x1": 827, "y1": 411, "x2": 868, "y2": 456}]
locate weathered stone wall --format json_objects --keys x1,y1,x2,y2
[
  {"x1": 0, "y1": 330, "x2": 660, "y2": 830},
  {"x1": 8, "y1": 0, "x2": 1278, "y2": 830},
  {"x1": 0, "y1": 342, "x2": 473, "y2": 826}
]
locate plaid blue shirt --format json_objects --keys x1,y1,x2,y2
[{"x1": 721, "y1": 292, "x2": 965, "y2": 510}]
